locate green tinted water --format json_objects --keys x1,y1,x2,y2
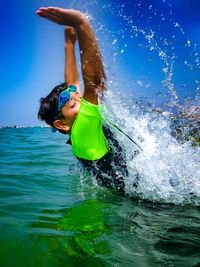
[{"x1": 0, "y1": 127, "x2": 199, "y2": 267}]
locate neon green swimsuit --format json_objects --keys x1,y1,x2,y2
[{"x1": 70, "y1": 99, "x2": 110, "y2": 160}]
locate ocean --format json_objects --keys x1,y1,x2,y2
[{"x1": 0, "y1": 126, "x2": 200, "y2": 267}]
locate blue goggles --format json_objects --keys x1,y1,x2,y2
[{"x1": 57, "y1": 85, "x2": 77, "y2": 112}]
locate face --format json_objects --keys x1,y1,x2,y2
[{"x1": 61, "y1": 92, "x2": 81, "y2": 128}]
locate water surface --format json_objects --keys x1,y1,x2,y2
[{"x1": 0, "y1": 127, "x2": 200, "y2": 267}]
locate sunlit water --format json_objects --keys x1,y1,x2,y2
[
  {"x1": 103, "y1": 91, "x2": 200, "y2": 205},
  {"x1": 1, "y1": 0, "x2": 200, "y2": 265},
  {"x1": 0, "y1": 127, "x2": 200, "y2": 267}
]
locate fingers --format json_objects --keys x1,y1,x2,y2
[
  {"x1": 36, "y1": 7, "x2": 60, "y2": 18},
  {"x1": 36, "y1": 7, "x2": 66, "y2": 15},
  {"x1": 64, "y1": 26, "x2": 71, "y2": 40},
  {"x1": 64, "y1": 26, "x2": 77, "y2": 44},
  {"x1": 36, "y1": 11, "x2": 59, "y2": 23},
  {"x1": 36, "y1": 7, "x2": 85, "y2": 27},
  {"x1": 36, "y1": 7, "x2": 58, "y2": 12},
  {"x1": 64, "y1": 26, "x2": 76, "y2": 35},
  {"x1": 36, "y1": 7, "x2": 58, "y2": 16},
  {"x1": 36, "y1": 7, "x2": 63, "y2": 24},
  {"x1": 64, "y1": 26, "x2": 74, "y2": 31},
  {"x1": 47, "y1": 7, "x2": 69, "y2": 13}
]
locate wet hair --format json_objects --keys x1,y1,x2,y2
[{"x1": 38, "y1": 82, "x2": 67, "y2": 134}]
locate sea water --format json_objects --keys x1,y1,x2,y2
[
  {"x1": 1, "y1": 0, "x2": 200, "y2": 266},
  {"x1": 0, "y1": 127, "x2": 200, "y2": 267}
]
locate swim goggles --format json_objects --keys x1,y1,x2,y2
[{"x1": 57, "y1": 85, "x2": 77, "y2": 112}]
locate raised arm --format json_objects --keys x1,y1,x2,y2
[
  {"x1": 36, "y1": 7, "x2": 106, "y2": 104},
  {"x1": 64, "y1": 26, "x2": 81, "y2": 95},
  {"x1": 76, "y1": 20, "x2": 106, "y2": 104}
]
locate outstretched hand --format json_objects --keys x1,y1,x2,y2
[{"x1": 36, "y1": 7, "x2": 85, "y2": 27}]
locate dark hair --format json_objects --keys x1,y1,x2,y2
[{"x1": 38, "y1": 82, "x2": 67, "y2": 134}]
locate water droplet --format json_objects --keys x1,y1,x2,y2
[
  {"x1": 185, "y1": 39, "x2": 191, "y2": 47},
  {"x1": 112, "y1": 39, "x2": 117, "y2": 45},
  {"x1": 137, "y1": 80, "x2": 143, "y2": 86}
]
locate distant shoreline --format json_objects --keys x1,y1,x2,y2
[{"x1": 0, "y1": 125, "x2": 51, "y2": 129}]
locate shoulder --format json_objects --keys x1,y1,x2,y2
[
  {"x1": 80, "y1": 98, "x2": 100, "y2": 115},
  {"x1": 82, "y1": 85, "x2": 100, "y2": 105},
  {"x1": 82, "y1": 98, "x2": 98, "y2": 107}
]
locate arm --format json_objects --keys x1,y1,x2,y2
[
  {"x1": 64, "y1": 27, "x2": 81, "y2": 95},
  {"x1": 76, "y1": 20, "x2": 106, "y2": 104},
  {"x1": 36, "y1": 7, "x2": 106, "y2": 104}
]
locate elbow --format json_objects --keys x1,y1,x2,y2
[
  {"x1": 85, "y1": 76, "x2": 107, "y2": 93},
  {"x1": 84, "y1": 72, "x2": 107, "y2": 92},
  {"x1": 95, "y1": 73, "x2": 107, "y2": 92}
]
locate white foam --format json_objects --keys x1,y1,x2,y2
[{"x1": 104, "y1": 91, "x2": 200, "y2": 205}]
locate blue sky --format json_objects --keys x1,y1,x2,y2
[{"x1": 0, "y1": 0, "x2": 200, "y2": 126}]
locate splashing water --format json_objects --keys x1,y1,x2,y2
[
  {"x1": 68, "y1": 0, "x2": 200, "y2": 205},
  {"x1": 104, "y1": 90, "x2": 200, "y2": 205}
]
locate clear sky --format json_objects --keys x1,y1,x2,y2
[{"x1": 1, "y1": 0, "x2": 200, "y2": 126}]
